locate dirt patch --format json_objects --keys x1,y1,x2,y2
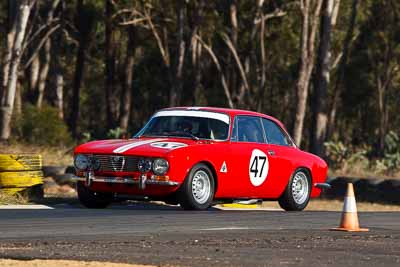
[{"x1": 0, "y1": 259, "x2": 154, "y2": 267}]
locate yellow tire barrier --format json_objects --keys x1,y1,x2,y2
[
  {"x1": 0, "y1": 185, "x2": 44, "y2": 201},
  {"x1": 0, "y1": 154, "x2": 42, "y2": 171},
  {"x1": 221, "y1": 203, "x2": 259, "y2": 209},
  {"x1": 0, "y1": 171, "x2": 44, "y2": 188}
]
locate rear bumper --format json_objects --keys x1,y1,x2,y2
[{"x1": 314, "y1": 183, "x2": 331, "y2": 190}]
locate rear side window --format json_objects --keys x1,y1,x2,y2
[
  {"x1": 234, "y1": 116, "x2": 265, "y2": 143},
  {"x1": 262, "y1": 119, "x2": 291, "y2": 146}
]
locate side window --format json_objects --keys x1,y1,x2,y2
[
  {"x1": 262, "y1": 119, "x2": 290, "y2": 146},
  {"x1": 236, "y1": 116, "x2": 265, "y2": 143}
]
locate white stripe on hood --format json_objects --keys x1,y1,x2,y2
[{"x1": 113, "y1": 138, "x2": 164, "y2": 153}]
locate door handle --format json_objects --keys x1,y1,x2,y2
[{"x1": 267, "y1": 150, "x2": 275, "y2": 156}]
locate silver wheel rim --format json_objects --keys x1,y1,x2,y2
[
  {"x1": 191, "y1": 170, "x2": 211, "y2": 204},
  {"x1": 292, "y1": 171, "x2": 309, "y2": 205}
]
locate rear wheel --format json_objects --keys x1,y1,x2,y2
[
  {"x1": 278, "y1": 169, "x2": 311, "y2": 211},
  {"x1": 178, "y1": 163, "x2": 215, "y2": 210},
  {"x1": 77, "y1": 182, "x2": 113, "y2": 209}
]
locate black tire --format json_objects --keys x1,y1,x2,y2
[
  {"x1": 178, "y1": 163, "x2": 215, "y2": 210},
  {"x1": 77, "y1": 182, "x2": 113, "y2": 209},
  {"x1": 278, "y1": 169, "x2": 311, "y2": 211},
  {"x1": 42, "y1": 166, "x2": 66, "y2": 177},
  {"x1": 21, "y1": 184, "x2": 44, "y2": 202}
]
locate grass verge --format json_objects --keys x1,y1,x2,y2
[{"x1": 0, "y1": 143, "x2": 73, "y2": 166}]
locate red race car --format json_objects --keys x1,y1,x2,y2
[{"x1": 73, "y1": 107, "x2": 329, "y2": 211}]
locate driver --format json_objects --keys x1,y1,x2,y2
[{"x1": 176, "y1": 119, "x2": 193, "y2": 133}]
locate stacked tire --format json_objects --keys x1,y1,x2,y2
[{"x1": 0, "y1": 154, "x2": 44, "y2": 200}]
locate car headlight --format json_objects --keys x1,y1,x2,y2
[
  {"x1": 152, "y1": 158, "x2": 169, "y2": 175},
  {"x1": 74, "y1": 154, "x2": 89, "y2": 170},
  {"x1": 138, "y1": 158, "x2": 152, "y2": 173}
]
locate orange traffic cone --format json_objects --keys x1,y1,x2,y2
[{"x1": 330, "y1": 183, "x2": 369, "y2": 232}]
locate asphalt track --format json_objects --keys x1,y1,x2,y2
[{"x1": 0, "y1": 204, "x2": 399, "y2": 266}]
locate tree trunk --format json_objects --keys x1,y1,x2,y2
[
  {"x1": 170, "y1": 0, "x2": 186, "y2": 107},
  {"x1": 29, "y1": 55, "x2": 40, "y2": 92},
  {"x1": 36, "y1": 38, "x2": 51, "y2": 108},
  {"x1": 375, "y1": 54, "x2": 396, "y2": 155},
  {"x1": 259, "y1": 6, "x2": 266, "y2": 100},
  {"x1": 119, "y1": 27, "x2": 136, "y2": 133},
  {"x1": 1, "y1": 0, "x2": 17, "y2": 98},
  {"x1": 293, "y1": 0, "x2": 323, "y2": 147},
  {"x1": 54, "y1": 0, "x2": 64, "y2": 120},
  {"x1": 14, "y1": 81, "x2": 22, "y2": 115},
  {"x1": 55, "y1": 74, "x2": 63, "y2": 119},
  {"x1": 190, "y1": 0, "x2": 205, "y2": 105},
  {"x1": 256, "y1": 0, "x2": 267, "y2": 112},
  {"x1": 68, "y1": 0, "x2": 90, "y2": 137},
  {"x1": 229, "y1": 0, "x2": 238, "y2": 105},
  {"x1": 327, "y1": 0, "x2": 359, "y2": 139},
  {"x1": 377, "y1": 79, "x2": 386, "y2": 154},
  {"x1": 0, "y1": 1, "x2": 32, "y2": 140},
  {"x1": 105, "y1": 0, "x2": 119, "y2": 129},
  {"x1": 192, "y1": 38, "x2": 203, "y2": 105},
  {"x1": 69, "y1": 44, "x2": 85, "y2": 137},
  {"x1": 310, "y1": 0, "x2": 340, "y2": 156}
]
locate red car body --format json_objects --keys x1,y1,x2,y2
[{"x1": 74, "y1": 107, "x2": 328, "y2": 208}]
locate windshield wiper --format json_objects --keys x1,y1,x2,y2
[
  {"x1": 161, "y1": 131, "x2": 200, "y2": 141},
  {"x1": 140, "y1": 132, "x2": 200, "y2": 141},
  {"x1": 182, "y1": 132, "x2": 200, "y2": 141}
]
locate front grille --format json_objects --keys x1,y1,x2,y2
[{"x1": 93, "y1": 155, "x2": 140, "y2": 172}]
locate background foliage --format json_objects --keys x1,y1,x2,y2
[{"x1": 0, "y1": 0, "x2": 399, "y2": 176}]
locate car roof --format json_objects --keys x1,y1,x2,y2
[{"x1": 159, "y1": 106, "x2": 285, "y2": 128}]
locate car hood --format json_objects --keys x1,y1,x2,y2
[{"x1": 74, "y1": 137, "x2": 206, "y2": 157}]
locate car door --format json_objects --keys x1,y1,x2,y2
[
  {"x1": 259, "y1": 118, "x2": 296, "y2": 198},
  {"x1": 229, "y1": 115, "x2": 270, "y2": 198}
]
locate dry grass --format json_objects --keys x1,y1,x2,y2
[
  {"x1": 261, "y1": 199, "x2": 400, "y2": 211},
  {"x1": 0, "y1": 143, "x2": 73, "y2": 166},
  {"x1": 0, "y1": 192, "x2": 28, "y2": 205},
  {"x1": 0, "y1": 259, "x2": 153, "y2": 267}
]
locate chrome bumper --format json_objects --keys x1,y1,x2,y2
[
  {"x1": 73, "y1": 175, "x2": 179, "y2": 187},
  {"x1": 314, "y1": 183, "x2": 331, "y2": 190}
]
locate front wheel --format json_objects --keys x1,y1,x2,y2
[
  {"x1": 278, "y1": 169, "x2": 311, "y2": 211},
  {"x1": 178, "y1": 163, "x2": 215, "y2": 210},
  {"x1": 77, "y1": 182, "x2": 113, "y2": 209}
]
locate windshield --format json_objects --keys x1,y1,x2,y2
[{"x1": 136, "y1": 111, "x2": 230, "y2": 141}]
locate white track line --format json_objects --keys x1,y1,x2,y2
[
  {"x1": 0, "y1": 205, "x2": 54, "y2": 209},
  {"x1": 197, "y1": 227, "x2": 251, "y2": 231}
]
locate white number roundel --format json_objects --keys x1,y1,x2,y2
[{"x1": 249, "y1": 149, "x2": 269, "y2": 186}]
